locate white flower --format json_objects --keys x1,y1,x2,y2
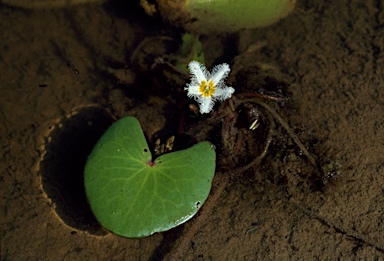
[{"x1": 185, "y1": 61, "x2": 235, "y2": 114}]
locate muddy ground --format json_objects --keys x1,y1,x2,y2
[{"x1": 1, "y1": 0, "x2": 384, "y2": 260}]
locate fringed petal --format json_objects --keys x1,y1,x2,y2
[
  {"x1": 210, "y1": 63, "x2": 230, "y2": 87},
  {"x1": 188, "y1": 61, "x2": 208, "y2": 85},
  {"x1": 213, "y1": 86, "x2": 235, "y2": 101},
  {"x1": 198, "y1": 96, "x2": 215, "y2": 114}
]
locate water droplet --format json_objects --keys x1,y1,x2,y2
[
  {"x1": 117, "y1": 149, "x2": 120, "y2": 152},
  {"x1": 112, "y1": 212, "x2": 115, "y2": 215}
]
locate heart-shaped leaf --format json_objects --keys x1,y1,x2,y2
[{"x1": 84, "y1": 116, "x2": 216, "y2": 238}]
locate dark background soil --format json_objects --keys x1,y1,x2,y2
[{"x1": 1, "y1": 0, "x2": 384, "y2": 260}]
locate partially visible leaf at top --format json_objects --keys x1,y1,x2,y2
[
  {"x1": 174, "y1": 33, "x2": 205, "y2": 74},
  {"x1": 84, "y1": 116, "x2": 216, "y2": 238}
]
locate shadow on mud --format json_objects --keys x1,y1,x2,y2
[{"x1": 40, "y1": 107, "x2": 115, "y2": 235}]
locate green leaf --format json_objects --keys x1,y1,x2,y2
[
  {"x1": 187, "y1": 0, "x2": 296, "y2": 32},
  {"x1": 174, "y1": 33, "x2": 205, "y2": 74},
  {"x1": 84, "y1": 116, "x2": 216, "y2": 238}
]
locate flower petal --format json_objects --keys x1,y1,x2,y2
[
  {"x1": 184, "y1": 84, "x2": 201, "y2": 95},
  {"x1": 210, "y1": 63, "x2": 230, "y2": 87},
  {"x1": 188, "y1": 61, "x2": 208, "y2": 84},
  {"x1": 185, "y1": 84, "x2": 201, "y2": 97},
  {"x1": 213, "y1": 86, "x2": 235, "y2": 101},
  {"x1": 197, "y1": 96, "x2": 214, "y2": 114}
]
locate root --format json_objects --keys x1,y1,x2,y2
[
  {"x1": 237, "y1": 98, "x2": 317, "y2": 168},
  {"x1": 165, "y1": 172, "x2": 230, "y2": 260},
  {"x1": 166, "y1": 94, "x2": 319, "y2": 259},
  {"x1": 231, "y1": 111, "x2": 274, "y2": 176}
]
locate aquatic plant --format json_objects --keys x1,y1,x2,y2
[
  {"x1": 84, "y1": 117, "x2": 216, "y2": 238},
  {"x1": 141, "y1": 0, "x2": 297, "y2": 33}
]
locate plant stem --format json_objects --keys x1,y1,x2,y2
[
  {"x1": 239, "y1": 98, "x2": 317, "y2": 168},
  {"x1": 164, "y1": 172, "x2": 230, "y2": 260}
]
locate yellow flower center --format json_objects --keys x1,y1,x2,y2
[{"x1": 199, "y1": 80, "x2": 215, "y2": 97}]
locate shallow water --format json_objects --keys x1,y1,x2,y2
[{"x1": 1, "y1": 0, "x2": 384, "y2": 260}]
